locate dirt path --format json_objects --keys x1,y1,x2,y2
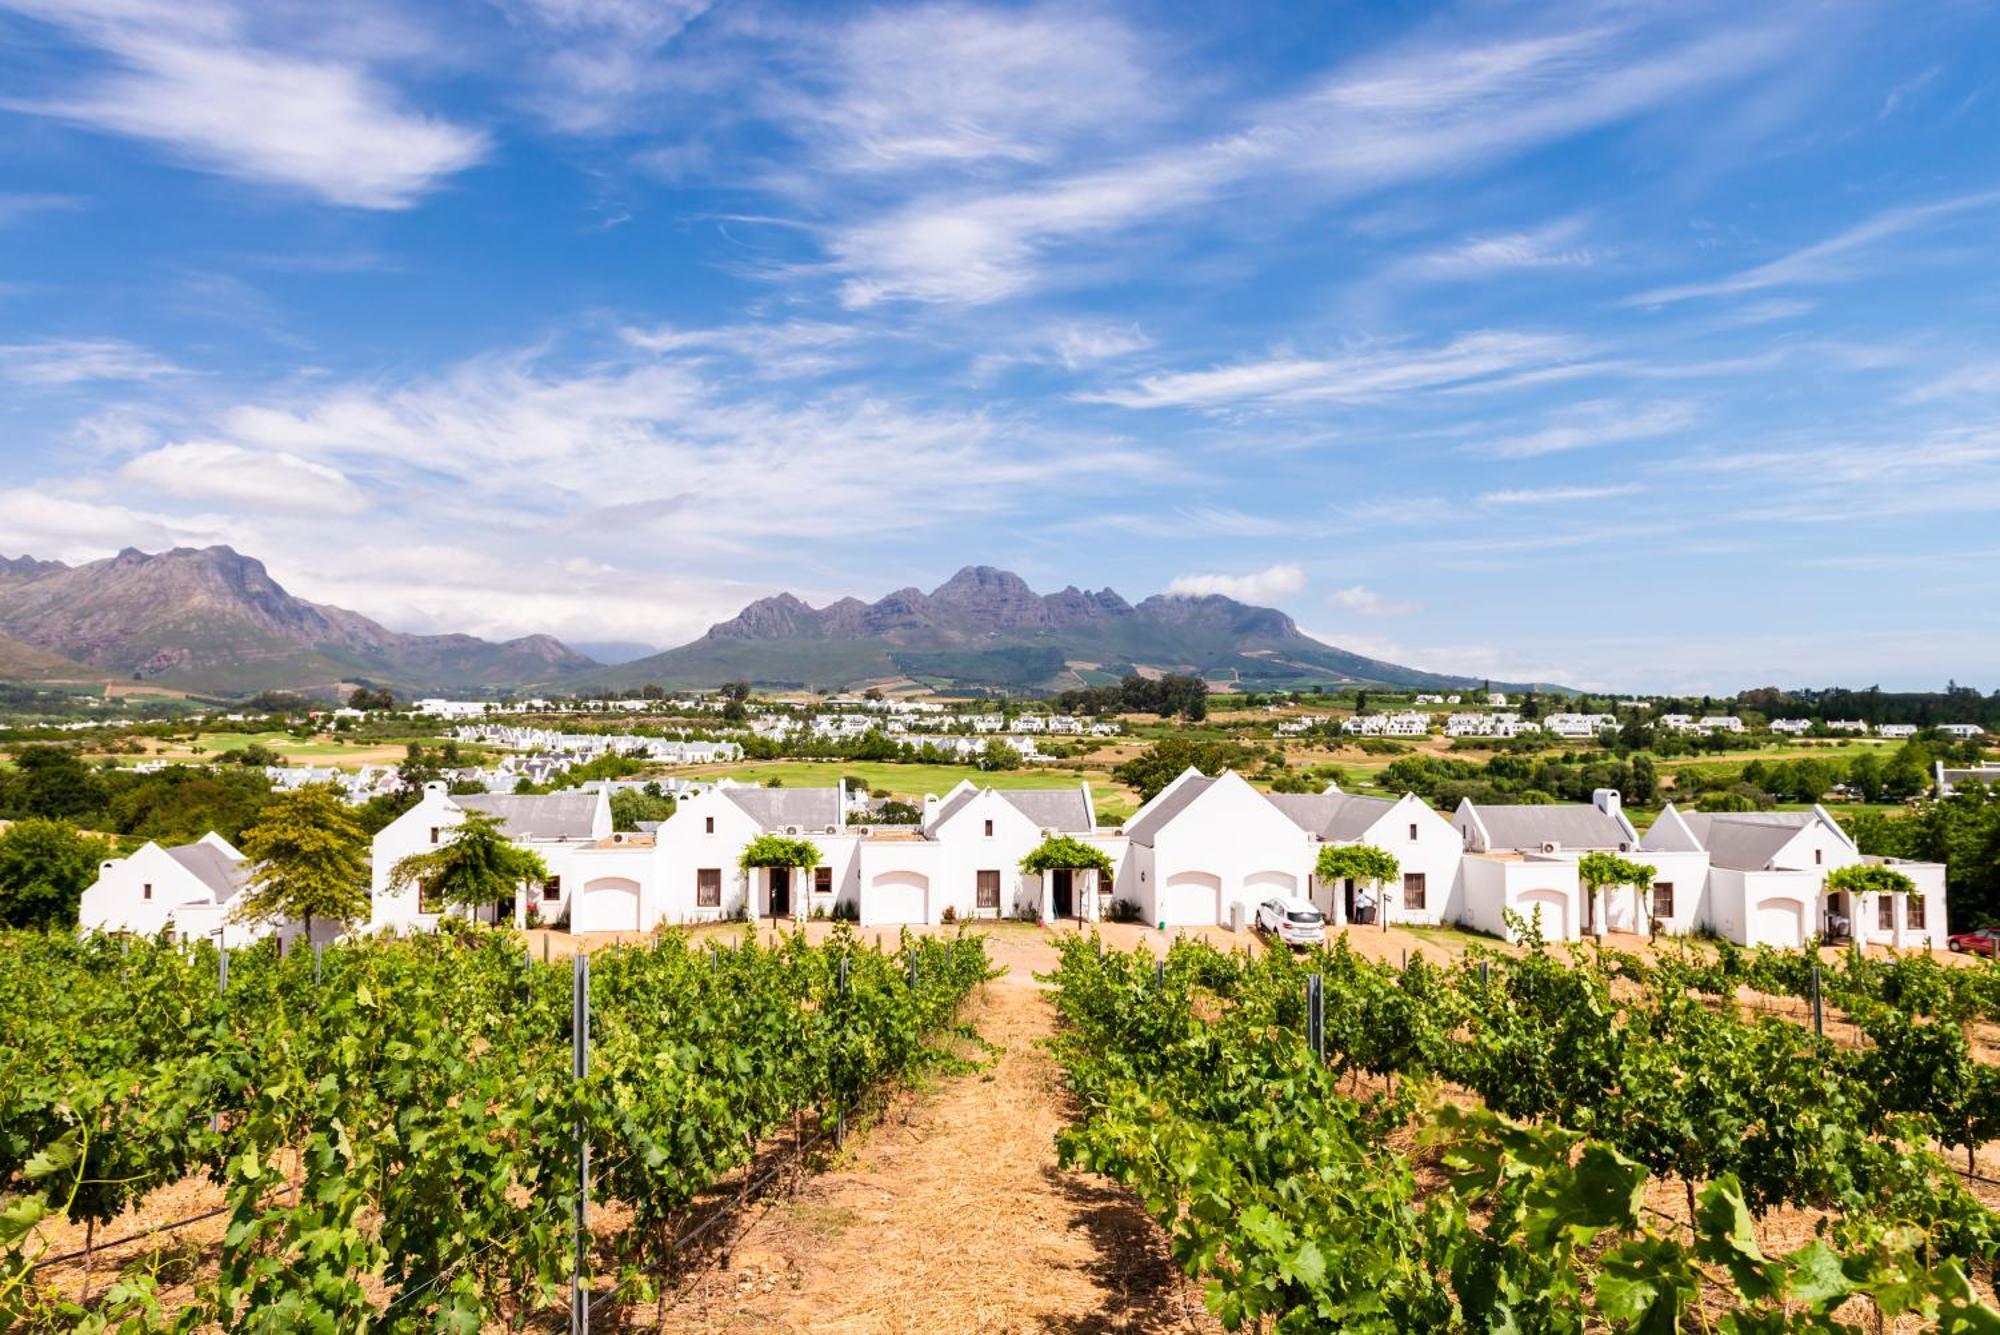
[{"x1": 662, "y1": 928, "x2": 1221, "y2": 1334}]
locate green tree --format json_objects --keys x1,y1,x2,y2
[
  {"x1": 388, "y1": 810, "x2": 549, "y2": 923},
  {"x1": 1576, "y1": 851, "x2": 1658, "y2": 939},
  {"x1": 6, "y1": 746, "x2": 105, "y2": 822},
  {"x1": 979, "y1": 740, "x2": 1024, "y2": 771},
  {"x1": 1112, "y1": 738, "x2": 1251, "y2": 802},
  {"x1": 0, "y1": 819, "x2": 113, "y2": 929},
  {"x1": 738, "y1": 834, "x2": 821, "y2": 920},
  {"x1": 1315, "y1": 844, "x2": 1400, "y2": 931},
  {"x1": 609, "y1": 787, "x2": 677, "y2": 830},
  {"x1": 235, "y1": 784, "x2": 372, "y2": 938},
  {"x1": 1020, "y1": 834, "x2": 1114, "y2": 877}
]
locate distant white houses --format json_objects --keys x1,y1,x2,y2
[
  {"x1": 1878, "y1": 723, "x2": 1918, "y2": 739},
  {"x1": 1771, "y1": 719, "x2": 1812, "y2": 735},
  {"x1": 1937, "y1": 763, "x2": 2000, "y2": 797},
  {"x1": 1939, "y1": 723, "x2": 1987, "y2": 739}
]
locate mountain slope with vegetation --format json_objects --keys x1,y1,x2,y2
[
  {"x1": 593, "y1": 565, "x2": 1547, "y2": 694},
  {"x1": 0, "y1": 546, "x2": 596, "y2": 695}
]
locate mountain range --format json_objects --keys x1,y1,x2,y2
[
  {"x1": 0, "y1": 549, "x2": 1546, "y2": 698},
  {"x1": 0, "y1": 547, "x2": 595, "y2": 695},
  {"x1": 585, "y1": 565, "x2": 1526, "y2": 694}
]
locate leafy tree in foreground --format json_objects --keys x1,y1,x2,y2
[
  {"x1": 0, "y1": 819, "x2": 114, "y2": 929},
  {"x1": 388, "y1": 809, "x2": 548, "y2": 923},
  {"x1": 235, "y1": 783, "x2": 371, "y2": 938}
]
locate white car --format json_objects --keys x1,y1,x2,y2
[{"x1": 1255, "y1": 895, "x2": 1326, "y2": 947}]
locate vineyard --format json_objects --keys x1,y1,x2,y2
[
  {"x1": 1051, "y1": 931, "x2": 2000, "y2": 1331},
  {"x1": 0, "y1": 925, "x2": 993, "y2": 1331}
]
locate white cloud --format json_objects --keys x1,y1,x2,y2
[
  {"x1": 0, "y1": 338, "x2": 185, "y2": 385},
  {"x1": 1081, "y1": 331, "x2": 1582, "y2": 411},
  {"x1": 1478, "y1": 483, "x2": 1643, "y2": 505},
  {"x1": 501, "y1": 0, "x2": 712, "y2": 134},
  {"x1": 3, "y1": 0, "x2": 486, "y2": 208},
  {"x1": 1904, "y1": 361, "x2": 2000, "y2": 403},
  {"x1": 796, "y1": 4, "x2": 1163, "y2": 174},
  {"x1": 118, "y1": 442, "x2": 370, "y2": 515},
  {"x1": 1474, "y1": 399, "x2": 1697, "y2": 458},
  {"x1": 1625, "y1": 189, "x2": 2000, "y2": 306},
  {"x1": 821, "y1": 13, "x2": 1801, "y2": 304},
  {"x1": 1329, "y1": 584, "x2": 1416, "y2": 617},
  {"x1": 1167, "y1": 563, "x2": 1307, "y2": 603},
  {"x1": 0, "y1": 488, "x2": 227, "y2": 560},
  {"x1": 1394, "y1": 217, "x2": 1598, "y2": 279}
]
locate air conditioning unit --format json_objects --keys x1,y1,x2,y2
[
  {"x1": 785, "y1": 825, "x2": 801, "y2": 835},
  {"x1": 825, "y1": 825, "x2": 838, "y2": 834},
  {"x1": 1541, "y1": 841, "x2": 1560, "y2": 854}
]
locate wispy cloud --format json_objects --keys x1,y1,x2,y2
[
  {"x1": 502, "y1": 0, "x2": 712, "y2": 134},
  {"x1": 1392, "y1": 216, "x2": 1599, "y2": 280},
  {"x1": 1167, "y1": 563, "x2": 1306, "y2": 602},
  {"x1": 2, "y1": 0, "x2": 486, "y2": 207},
  {"x1": 822, "y1": 12, "x2": 1802, "y2": 305},
  {"x1": 1081, "y1": 331, "x2": 1582, "y2": 411},
  {"x1": 1478, "y1": 483, "x2": 1643, "y2": 505},
  {"x1": 1473, "y1": 398, "x2": 1697, "y2": 458},
  {"x1": 1624, "y1": 189, "x2": 2000, "y2": 306},
  {"x1": 118, "y1": 441, "x2": 370, "y2": 515},
  {"x1": 0, "y1": 338, "x2": 186, "y2": 385}
]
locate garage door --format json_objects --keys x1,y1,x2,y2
[
  {"x1": 1751, "y1": 896, "x2": 1807, "y2": 948},
  {"x1": 578, "y1": 878, "x2": 640, "y2": 933},
  {"x1": 1516, "y1": 890, "x2": 1569, "y2": 941},
  {"x1": 1161, "y1": 872, "x2": 1222, "y2": 927},
  {"x1": 866, "y1": 871, "x2": 929, "y2": 925}
]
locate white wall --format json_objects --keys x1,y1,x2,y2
[
  {"x1": 1458, "y1": 855, "x2": 1582, "y2": 943},
  {"x1": 1142, "y1": 773, "x2": 1314, "y2": 929}
]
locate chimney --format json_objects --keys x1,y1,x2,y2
[{"x1": 1593, "y1": 788, "x2": 1621, "y2": 818}]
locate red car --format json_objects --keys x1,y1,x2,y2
[{"x1": 1948, "y1": 929, "x2": 2000, "y2": 956}]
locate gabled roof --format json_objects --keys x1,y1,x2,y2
[
  {"x1": 457, "y1": 792, "x2": 602, "y2": 840},
  {"x1": 722, "y1": 786, "x2": 843, "y2": 833},
  {"x1": 928, "y1": 785, "x2": 981, "y2": 831},
  {"x1": 1125, "y1": 774, "x2": 1215, "y2": 846},
  {"x1": 1672, "y1": 810, "x2": 1828, "y2": 872},
  {"x1": 164, "y1": 841, "x2": 249, "y2": 902},
  {"x1": 1465, "y1": 801, "x2": 1636, "y2": 852},
  {"x1": 999, "y1": 787, "x2": 1093, "y2": 833},
  {"x1": 1265, "y1": 791, "x2": 1395, "y2": 841}
]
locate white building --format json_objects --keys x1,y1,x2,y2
[
  {"x1": 1641, "y1": 805, "x2": 1945, "y2": 950},
  {"x1": 1452, "y1": 792, "x2": 1643, "y2": 943},
  {"x1": 1939, "y1": 723, "x2": 1987, "y2": 739},
  {"x1": 1266, "y1": 788, "x2": 1461, "y2": 929},
  {"x1": 1120, "y1": 770, "x2": 1314, "y2": 929},
  {"x1": 78, "y1": 833, "x2": 277, "y2": 948},
  {"x1": 1544, "y1": 713, "x2": 1616, "y2": 739},
  {"x1": 1771, "y1": 719, "x2": 1812, "y2": 735},
  {"x1": 1878, "y1": 723, "x2": 1918, "y2": 739},
  {"x1": 1938, "y1": 763, "x2": 2000, "y2": 797},
  {"x1": 371, "y1": 785, "x2": 618, "y2": 933}
]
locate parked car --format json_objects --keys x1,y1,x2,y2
[
  {"x1": 1255, "y1": 895, "x2": 1326, "y2": 947},
  {"x1": 1948, "y1": 928, "x2": 2000, "y2": 956}
]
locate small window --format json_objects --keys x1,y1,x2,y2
[
  {"x1": 976, "y1": 869, "x2": 1000, "y2": 909},
  {"x1": 705, "y1": 816, "x2": 715, "y2": 834},
  {"x1": 542, "y1": 876, "x2": 561, "y2": 902},
  {"x1": 984, "y1": 819, "x2": 994, "y2": 837},
  {"x1": 1878, "y1": 896, "x2": 1895, "y2": 931},
  {"x1": 142, "y1": 882, "x2": 152, "y2": 901},
  {"x1": 430, "y1": 827, "x2": 440, "y2": 845},
  {"x1": 1652, "y1": 880, "x2": 1674, "y2": 918},
  {"x1": 1814, "y1": 848, "x2": 1823, "y2": 866},
  {"x1": 1408, "y1": 823, "x2": 1418, "y2": 841},
  {"x1": 697, "y1": 868, "x2": 721, "y2": 907},
  {"x1": 1909, "y1": 895, "x2": 1927, "y2": 929},
  {"x1": 815, "y1": 866, "x2": 832, "y2": 895},
  {"x1": 1402, "y1": 872, "x2": 1426, "y2": 910}
]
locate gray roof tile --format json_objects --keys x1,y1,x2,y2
[
  {"x1": 1265, "y1": 791, "x2": 1395, "y2": 842},
  {"x1": 723, "y1": 786, "x2": 843, "y2": 833},
  {"x1": 457, "y1": 793, "x2": 601, "y2": 840},
  {"x1": 1125, "y1": 774, "x2": 1214, "y2": 845}
]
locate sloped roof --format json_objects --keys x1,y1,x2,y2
[
  {"x1": 1000, "y1": 788, "x2": 1093, "y2": 833},
  {"x1": 457, "y1": 792, "x2": 601, "y2": 840},
  {"x1": 1265, "y1": 791, "x2": 1395, "y2": 841},
  {"x1": 1125, "y1": 775, "x2": 1215, "y2": 846},
  {"x1": 1677, "y1": 810, "x2": 1814, "y2": 871},
  {"x1": 928, "y1": 786, "x2": 981, "y2": 830},
  {"x1": 1470, "y1": 803, "x2": 1635, "y2": 852},
  {"x1": 165, "y1": 842, "x2": 249, "y2": 902},
  {"x1": 723, "y1": 786, "x2": 843, "y2": 832}
]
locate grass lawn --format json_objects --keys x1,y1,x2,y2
[
  {"x1": 91, "y1": 730, "x2": 458, "y2": 769},
  {"x1": 658, "y1": 758, "x2": 1141, "y2": 811}
]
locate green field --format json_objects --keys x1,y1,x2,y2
[{"x1": 660, "y1": 759, "x2": 1138, "y2": 809}]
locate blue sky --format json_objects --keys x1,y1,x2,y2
[{"x1": 2, "y1": 0, "x2": 1998, "y2": 691}]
